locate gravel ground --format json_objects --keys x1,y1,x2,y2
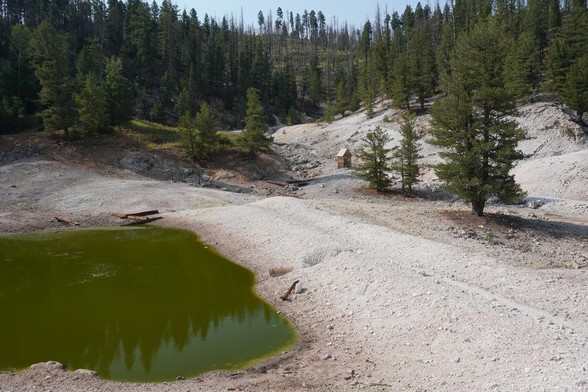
[{"x1": 0, "y1": 102, "x2": 587, "y2": 391}]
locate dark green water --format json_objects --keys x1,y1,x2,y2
[{"x1": 0, "y1": 226, "x2": 296, "y2": 382}]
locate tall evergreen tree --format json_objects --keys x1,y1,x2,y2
[
  {"x1": 75, "y1": 72, "x2": 110, "y2": 135},
  {"x1": 103, "y1": 57, "x2": 134, "y2": 125},
  {"x1": 392, "y1": 114, "x2": 422, "y2": 195},
  {"x1": 351, "y1": 126, "x2": 392, "y2": 191},
  {"x1": 408, "y1": 24, "x2": 436, "y2": 110},
  {"x1": 560, "y1": 54, "x2": 588, "y2": 124},
  {"x1": 29, "y1": 20, "x2": 76, "y2": 134},
  {"x1": 0, "y1": 24, "x2": 37, "y2": 131},
  {"x1": 431, "y1": 19, "x2": 528, "y2": 216},
  {"x1": 238, "y1": 88, "x2": 272, "y2": 154},
  {"x1": 194, "y1": 102, "x2": 219, "y2": 156},
  {"x1": 504, "y1": 31, "x2": 539, "y2": 101},
  {"x1": 390, "y1": 52, "x2": 411, "y2": 110},
  {"x1": 358, "y1": 59, "x2": 377, "y2": 118},
  {"x1": 179, "y1": 111, "x2": 198, "y2": 158}
]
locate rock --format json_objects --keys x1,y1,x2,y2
[
  {"x1": 294, "y1": 281, "x2": 303, "y2": 294},
  {"x1": 526, "y1": 199, "x2": 543, "y2": 209},
  {"x1": 31, "y1": 361, "x2": 64, "y2": 370},
  {"x1": 74, "y1": 369, "x2": 98, "y2": 377},
  {"x1": 321, "y1": 354, "x2": 333, "y2": 360}
]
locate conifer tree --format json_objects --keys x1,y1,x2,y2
[
  {"x1": 561, "y1": 54, "x2": 588, "y2": 124},
  {"x1": 504, "y1": 31, "x2": 539, "y2": 101},
  {"x1": 238, "y1": 88, "x2": 272, "y2": 154},
  {"x1": 103, "y1": 57, "x2": 134, "y2": 125},
  {"x1": 351, "y1": 126, "x2": 392, "y2": 191},
  {"x1": 359, "y1": 59, "x2": 377, "y2": 118},
  {"x1": 390, "y1": 53, "x2": 411, "y2": 110},
  {"x1": 29, "y1": 21, "x2": 76, "y2": 134},
  {"x1": 75, "y1": 73, "x2": 110, "y2": 135},
  {"x1": 431, "y1": 19, "x2": 528, "y2": 216},
  {"x1": 194, "y1": 102, "x2": 219, "y2": 156},
  {"x1": 179, "y1": 111, "x2": 198, "y2": 158},
  {"x1": 392, "y1": 114, "x2": 422, "y2": 195},
  {"x1": 0, "y1": 24, "x2": 37, "y2": 131},
  {"x1": 335, "y1": 81, "x2": 348, "y2": 116},
  {"x1": 408, "y1": 24, "x2": 436, "y2": 111}
]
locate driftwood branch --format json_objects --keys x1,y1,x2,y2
[
  {"x1": 121, "y1": 216, "x2": 163, "y2": 226},
  {"x1": 266, "y1": 180, "x2": 287, "y2": 187},
  {"x1": 280, "y1": 280, "x2": 300, "y2": 301},
  {"x1": 54, "y1": 216, "x2": 79, "y2": 226},
  {"x1": 114, "y1": 210, "x2": 160, "y2": 219}
]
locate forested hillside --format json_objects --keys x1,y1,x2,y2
[{"x1": 0, "y1": 0, "x2": 586, "y2": 134}]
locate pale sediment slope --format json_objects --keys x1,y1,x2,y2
[{"x1": 171, "y1": 196, "x2": 588, "y2": 390}]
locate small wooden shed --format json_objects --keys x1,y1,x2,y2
[{"x1": 337, "y1": 148, "x2": 352, "y2": 168}]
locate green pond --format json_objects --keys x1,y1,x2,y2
[{"x1": 0, "y1": 226, "x2": 296, "y2": 382}]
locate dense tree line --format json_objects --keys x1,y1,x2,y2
[{"x1": 0, "y1": 0, "x2": 586, "y2": 135}]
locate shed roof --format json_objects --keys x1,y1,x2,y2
[{"x1": 337, "y1": 148, "x2": 352, "y2": 157}]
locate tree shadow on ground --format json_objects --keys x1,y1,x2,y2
[{"x1": 442, "y1": 210, "x2": 588, "y2": 240}]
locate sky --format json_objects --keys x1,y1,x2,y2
[{"x1": 174, "y1": 0, "x2": 427, "y2": 29}]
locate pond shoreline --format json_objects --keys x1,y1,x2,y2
[{"x1": 1, "y1": 153, "x2": 587, "y2": 391}]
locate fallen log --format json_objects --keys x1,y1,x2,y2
[
  {"x1": 122, "y1": 216, "x2": 163, "y2": 226},
  {"x1": 266, "y1": 180, "x2": 287, "y2": 187},
  {"x1": 54, "y1": 216, "x2": 79, "y2": 226},
  {"x1": 115, "y1": 210, "x2": 160, "y2": 219},
  {"x1": 286, "y1": 178, "x2": 315, "y2": 185},
  {"x1": 280, "y1": 280, "x2": 300, "y2": 301}
]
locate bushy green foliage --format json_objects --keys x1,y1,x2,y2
[
  {"x1": 75, "y1": 73, "x2": 110, "y2": 135},
  {"x1": 179, "y1": 111, "x2": 199, "y2": 158},
  {"x1": 351, "y1": 126, "x2": 392, "y2": 191},
  {"x1": 561, "y1": 55, "x2": 588, "y2": 123},
  {"x1": 104, "y1": 57, "x2": 134, "y2": 126},
  {"x1": 195, "y1": 102, "x2": 219, "y2": 156},
  {"x1": 0, "y1": 0, "x2": 584, "y2": 136},
  {"x1": 238, "y1": 88, "x2": 272, "y2": 154},
  {"x1": 392, "y1": 114, "x2": 422, "y2": 195},
  {"x1": 431, "y1": 19, "x2": 528, "y2": 216},
  {"x1": 29, "y1": 21, "x2": 75, "y2": 134}
]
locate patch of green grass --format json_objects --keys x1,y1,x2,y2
[
  {"x1": 123, "y1": 119, "x2": 182, "y2": 147},
  {"x1": 217, "y1": 130, "x2": 240, "y2": 146}
]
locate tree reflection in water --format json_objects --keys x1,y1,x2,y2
[{"x1": 0, "y1": 227, "x2": 296, "y2": 381}]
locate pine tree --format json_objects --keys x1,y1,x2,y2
[
  {"x1": 179, "y1": 111, "x2": 198, "y2": 158},
  {"x1": 335, "y1": 81, "x2": 348, "y2": 116},
  {"x1": 194, "y1": 102, "x2": 219, "y2": 156},
  {"x1": 0, "y1": 25, "x2": 37, "y2": 131},
  {"x1": 351, "y1": 126, "x2": 392, "y2": 191},
  {"x1": 561, "y1": 54, "x2": 588, "y2": 124},
  {"x1": 358, "y1": 59, "x2": 377, "y2": 118},
  {"x1": 504, "y1": 31, "x2": 540, "y2": 101},
  {"x1": 75, "y1": 73, "x2": 110, "y2": 135},
  {"x1": 408, "y1": 24, "x2": 436, "y2": 111},
  {"x1": 544, "y1": 6, "x2": 588, "y2": 116},
  {"x1": 238, "y1": 88, "x2": 272, "y2": 154},
  {"x1": 76, "y1": 38, "x2": 105, "y2": 79},
  {"x1": 103, "y1": 57, "x2": 134, "y2": 125},
  {"x1": 390, "y1": 53, "x2": 411, "y2": 110},
  {"x1": 29, "y1": 20, "x2": 76, "y2": 134},
  {"x1": 431, "y1": 19, "x2": 528, "y2": 216},
  {"x1": 392, "y1": 114, "x2": 422, "y2": 195}
]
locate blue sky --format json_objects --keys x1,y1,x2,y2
[{"x1": 174, "y1": 0, "x2": 427, "y2": 29}]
